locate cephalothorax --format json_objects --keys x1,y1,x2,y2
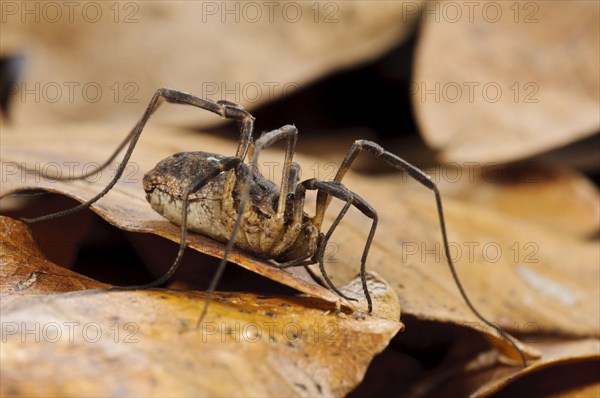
[{"x1": 16, "y1": 88, "x2": 526, "y2": 365}]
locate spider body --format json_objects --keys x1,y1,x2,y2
[{"x1": 143, "y1": 151, "x2": 318, "y2": 262}]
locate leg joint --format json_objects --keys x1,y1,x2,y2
[{"x1": 354, "y1": 139, "x2": 384, "y2": 156}]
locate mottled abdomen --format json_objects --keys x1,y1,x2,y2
[{"x1": 142, "y1": 152, "x2": 317, "y2": 261}]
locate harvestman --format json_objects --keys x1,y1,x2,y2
[{"x1": 16, "y1": 88, "x2": 526, "y2": 366}]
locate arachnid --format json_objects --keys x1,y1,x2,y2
[{"x1": 14, "y1": 88, "x2": 526, "y2": 365}]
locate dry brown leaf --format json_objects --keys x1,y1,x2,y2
[
  {"x1": 0, "y1": 216, "x2": 108, "y2": 307},
  {"x1": 2, "y1": 125, "x2": 599, "y2": 358},
  {"x1": 406, "y1": 337, "x2": 599, "y2": 397},
  {"x1": 1, "y1": 1, "x2": 420, "y2": 127},
  {"x1": 0, "y1": 216, "x2": 402, "y2": 397},
  {"x1": 413, "y1": 0, "x2": 600, "y2": 163},
  {"x1": 472, "y1": 339, "x2": 600, "y2": 397},
  {"x1": 436, "y1": 163, "x2": 600, "y2": 238},
  {"x1": 554, "y1": 382, "x2": 600, "y2": 398},
  {"x1": 2, "y1": 290, "x2": 399, "y2": 397}
]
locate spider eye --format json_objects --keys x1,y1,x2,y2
[{"x1": 287, "y1": 193, "x2": 295, "y2": 200}]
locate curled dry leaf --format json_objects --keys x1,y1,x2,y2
[
  {"x1": 413, "y1": 0, "x2": 600, "y2": 163},
  {"x1": 2, "y1": 1, "x2": 421, "y2": 127},
  {"x1": 0, "y1": 216, "x2": 108, "y2": 306},
  {"x1": 404, "y1": 337, "x2": 599, "y2": 397},
  {"x1": 1, "y1": 291, "x2": 400, "y2": 397},
  {"x1": 471, "y1": 338, "x2": 600, "y2": 398},
  {"x1": 0, "y1": 216, "x2": 402, "y2": 397},
  {"x1": 2, "y1": 123, "x2": 597, "y2": 363},
  {"x1": 436, "y1": 163, "x2": 600, "y2": 238}
]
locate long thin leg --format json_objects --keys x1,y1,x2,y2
[
  {"x1": 111, "y1": 156, "x2": 241, "y2": 290},
  {"x1": 306, "y1": 179, "x2": 377, "y2": 311},
  {"x1": 274, "y1": 172, "x2": 324, "y2": 282},
  {"x1": 14, "y1": 126, "x2": 137, "y2": 182},
  {"x1": 20, "y1": 88, "x2": 255, "y2": 222},
  {"x1": 197, "y1": 125, "x2": 299, "y2": 326},
  {"x1": 248, "y1": 126, "x2": 299, "y2": 217},
  {"x1": 282, "y1": 196, "x2": 360, "y2": 303},
  {"x1": 276, "y1": 184, "x2": 356, "y2": 302},
  {"x1": 313, "y1": 140, "x2": 527, "y2": 366},
  {"x1": 302, "y1": 264, "x2": 326, "y2": 287}
]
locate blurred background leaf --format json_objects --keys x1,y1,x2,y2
[
  {"x1": 0, "y1": 1, "x2": 420, "y2": 127},
  {"x1": 1, "y1": 0, "x2": 599, "y2": 396},
  {"x1": 413, "y1": 0, "x2": 599, "y2": 163}
]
